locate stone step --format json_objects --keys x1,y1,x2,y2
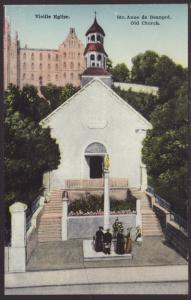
[
  {"x1": 38, "y1": 237, "x2": 62, "y2": 242},
  {"x1": 142, "y1": 231, "x2": 163, "y2": 236}
]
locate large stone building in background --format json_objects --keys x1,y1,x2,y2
[{"x1": 3, "y1": 18, "x2": 86, "y2": 90}]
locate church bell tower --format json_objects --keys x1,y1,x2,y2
[{"x1": 81, "y1": 14, "x2": 112, "y2": 87}]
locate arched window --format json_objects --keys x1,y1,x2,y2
[
  {"x1": 85, "y1": 142, "x2": 107, "y2": 155},
  {"x1": 97, "y1": 35, "x2": 101, "y2": 42},
  {"x1": 23, "y1": 53, "x2": 26, "y2": 59},
  {"x1": 63, "y1": 62, "x2": 66, "y2": 69},
  {"x1": 70, "y1": 62, "x2": 74, "y2": 69},
  {"x1": 90, "y1": 54, "x2": 95, "y2": 61},
  {"x1": 48, "y1": 53, "x2": 51, "y2": 60},
  {"x1": 31, "y1": 53, "x2": 34, "y2": 60},
  {"x1": 97, "y1": 54, "x2": 102, "y2": 61},
  {"x1": 31, "y1": 74, "x2": 34, "y2": 80},
  {"x1": 91, "y1": 35, "x2": 95, "y2": 41},
  {"x1": 70, "y1": 73, "x2": 74, "y2": 80},
  {"x1": 23, "y1": 62, "x2": 26, "y2": 70},
  {"x1": 92, "y1": 62, "x2": 95, "y2": 67},
  {"x1": 40, "y1": 53, "x2": 43, "y2": 60}
]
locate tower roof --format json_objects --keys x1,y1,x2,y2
[
  {"x1": 85, "y1": 16, "x2": 105, "y2": 36},
  {"x1": 84, "y1": 43, "x2": 108, "y2": 56},
  {"x1": 82, "y1": 67, "x2": 110, "y2": 76}
]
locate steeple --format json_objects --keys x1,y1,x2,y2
[{"x1": 81, "y1": 14, "x2": 112, "y2": 87}]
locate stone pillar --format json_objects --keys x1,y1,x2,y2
[
  {"x1": 62, "y1": 191, "x2": 69, "y2": 241},
  {"x1": 104, "y1": 169, "x2": 110, "y2": 230},
  {"x1": 141, "y1": 164, "x2": 148, "y2": 191},
  {"x1": 9, "y1": 202, "x2": 27, "y2": 272}
]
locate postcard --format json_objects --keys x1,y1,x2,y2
[{"x1": 3, "y1": 3, "x2": 189, "y2": 295}]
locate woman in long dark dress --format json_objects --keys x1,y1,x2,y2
[
  {"x1": 116, "y1": 230, "x2": 125, "y2": 254},
  {"x1": 94, "y1": 226, "x2": 104, "y2": 252}
]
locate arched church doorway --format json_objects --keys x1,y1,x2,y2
[{"x1": 84, "y1": 142, "x2": 107, "y2": 179}]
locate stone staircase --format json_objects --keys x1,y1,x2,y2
[
  {"x1": 38, "y1": 190, "x2": 63, "y2": 242},
  {"x1": 140, "y1": 194, "x2": 163, "y2": 237}
]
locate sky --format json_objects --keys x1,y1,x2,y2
[{"x1": 5, "y1": 4, "x2": 188, "y2": 69}]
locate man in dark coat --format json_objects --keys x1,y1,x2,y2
[
  {"x1": 103, "y1": 229, "x2": 113, "y2": 254},
  {"x1": 94, "y1": 226, "x2": 104, "y2": 252},
  {"x1": 116, "y1": 230, "x2": 125, "y2": 254}
]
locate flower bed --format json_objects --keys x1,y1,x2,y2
[{"x1": 68, "y1": 192, "x2": 136, "y2": 216}]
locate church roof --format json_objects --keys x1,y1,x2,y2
[
  {"x1": 40, "y1": 78, "x2": 152, "y2": 130},
  {"x1": 85, "y1": 17, "x2": 105, "y2": 36},
  {"x1": 82, "y1": 67, "x2": 111, "y2": 76},
  {"x1": 84, "y1": 43, "x2": 108, "y2": 56}
]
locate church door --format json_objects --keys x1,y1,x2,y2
[{"x1": 90, "y1": 156, "x2": 103, "y2": 178}]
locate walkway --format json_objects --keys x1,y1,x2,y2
[{"x1": 26, "y1": 236, "x2": 186, "y2": 271}]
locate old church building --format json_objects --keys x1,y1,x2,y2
[{"x1": 41, "y1": 16, "x2": 152, "y2": 191}]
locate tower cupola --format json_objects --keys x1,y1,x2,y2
[{"x1": 81, "y1": 14, "x2": 112, "y2": 87}]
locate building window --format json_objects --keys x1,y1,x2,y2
[
  {"x1": 31, "y1": 53, "x2": 34, "y2": 60},
  {"x1": 31, "y1": 74, "x2": 34, "y2": 80},
  {"x1": 56, "y1": 54, "x2": 58, "y2": 61},
  {"x1": 78, "y1": 63, "x2": 80, "y2": 69},
  {"x1": 40, "y1": 63, "x2": 42, "y2": 70},
  {"x1": 63, "y1": 52, "x2": 66, "y2": 58},
  {"x1": 55, "y1": 74, "x2": 58, "y2": 80},
  {"x1": 92, "y1": 62, "x2": 95, "y2": 67},
  {"x1": 55, "y1": 64, "x2": 58, "y2": 71},
  {"x1": 90, "y1": 54, "x2": 95, "y2": 61},
  {"x1": 23, "y1": 62, "x2": 26, "y2": 70},
  {"x1": 70, "y1": 73, "x2": 74, "y2": 80},
  {"x1": 91, "y1": 35, "x2": 95, "y2": 41},
  {"x1": 70, "y1": 62, "x2": 74, "y2": 69},
  {"x1": 97, "y1": 54, "x2": 102, "y2": 61},
  {"x1": 63, "y1": 62, "x2": 66, "y2": 69},
  {"x1": 48, "y1": 53, "x2": 51, "y2": 60},
  {"x1": 97, "y1": 35, "x2": 101, "y2": 42},
  {"x1": 31, "y1": 63, "x2": 34, "y2": 70},
  {"x1": 39, "y1": 76, "x2": 43, "y2": 85},
  {"x1": 23, "y1": 73, "x2": 25, "y2": 80},
  {"x1": 40, "y1": 53, "x2": 43, "y2": 61},
  {"x1": 23, "y1": 53, "x2": 26, "y2": 59},
  {"x1": 78, "y1": 52, "x2": 80, "y2": 57}
]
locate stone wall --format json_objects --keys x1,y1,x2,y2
[
  {"x1": 67, "y1": 214, "x2": 136, "y2": 239},
  {"x1": 152, "y1": 201, "x2": 188, "y2": 260},
  {"x1": 4, "y1": 247, "x2": 9, "y2": 273}
]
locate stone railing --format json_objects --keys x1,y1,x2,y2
[
  {"x1": 146, "y1": 188, "x2": 188, "y2": 259},
  {"x1": 65, "y1": 178, "x2": 128, "y2": 189}
]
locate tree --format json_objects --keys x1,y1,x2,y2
[
  {"x1": 112, "y1": 86, "x2": 157, "y2": 120},
  {"x1": 40, "y1": 83, "x2": 80, "y2": 111},
  {"x1": 131, "y1": 50, "x2": 159, "y2": 84},
  {"x1": 5, "y1": 84, "x2": 60, "y2": 208},
  {"x1": 111, "y1": 63, "x2": 130, "y2": 82},
  {"x1": 142, "y1": 82, "x2": 188, "y2": 217},
  {"x1": 106, "y1": 58, "x2": 113, "y2": 73}
]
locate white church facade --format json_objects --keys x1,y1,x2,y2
[{"x1": 41, "y1": 16, "x2": 152, "y2": 191}]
